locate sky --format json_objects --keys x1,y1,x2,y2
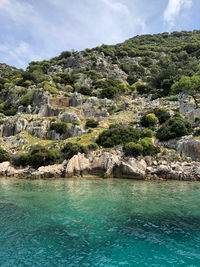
[{"x1": 0, "y1": 0, "x2": 200, "y2": 69}]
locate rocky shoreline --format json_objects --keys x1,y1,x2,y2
[{"x1": 1, "y1": 149, "x2": 200, "y2": 181}]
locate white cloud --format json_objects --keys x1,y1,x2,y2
[
  {"x1": 163, "y1": 0, "x2": 192, "y2": 27},
  {"x1": 101, "y1": 0, "x2": 130, "y2": 16},
  {"x1": 0, "y1": 0, "x2": 147, "y2": 68}
]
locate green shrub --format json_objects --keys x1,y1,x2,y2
[
  {"x1": 13, "y1": 153, "x2": 30, "y2": 167},
  {"x1": 139, "y1": 138, "x2": 160, "y2": 156},
  {"x1": 124, "y1": 142, "x2": 143, "y2": 157},
  {"x1": 143, "y1": 129, "x2": 153, "y2": 138},
  {"x1": 140, "y1": 113, "x2": 159, "y2": 127},
  {"x1": 87, "y1": 143, "x2": 99, "y2": 151},
  {"x1": 50, "y1": 121, "x2": 68, "y2": 135},
  {"x1": 85, "y1": 119, "x2": 99, "y2": 128},
  {"x1": 20, "y1": 90, "x2": 34, "y2": 106},
  {"x1": 62, "y1": 142, "x2": 86, "y2": 159},
  {"x1": 13, "y1": 145, "x2": 59, "y2": 169},
  {"x1": 156, "y1": 117, "x2": 192, "y2": 141},
  {"x1": 193, "y1": 128, "x2": 200, "y2": 136},
  {"x1": 79, "y1": 86, "x2": 93, "y2": 96},
  {"x1": 0, "y1": 147, "x2": 10, "y2": 163},
  {"x1": 150, "y1": 107, "x2": 170, "y2": 124},
  {"x1": 97, "y1": 126, "x2": 142, "y2": 148}
]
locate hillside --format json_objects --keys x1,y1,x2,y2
[{"x1": 0, "y1": 30, "x2": 200, "y2": 178}]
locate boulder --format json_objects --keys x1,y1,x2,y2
[
  {"x1": 14, "y1": 118, "x2": 28, "y2": 135},
  {"x1": 38, "y1": 104, "x2": 63, "y2": 117},
  {"x1": 58, "y1": 112, "x2": 80, "y2": 123},
  {"x1": 176, "y1": 136, "x2": 200, "y2": 161},
  {"x1": 85, "y1": 97, "x2": 99, "y2": 106},
  {"x1": 32, "y1": 164, "x2": 65, "y2": 178},
  {"x1": 113, "y1": 158, "x2": 147, "y2": 179},
  {"x1": 0, "y1": 161, "x2": 11, "y2": 175},
  {"x1": 70, "y1": 92, "x2": 82, "y2": 107}
]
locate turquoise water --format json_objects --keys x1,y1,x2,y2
[{"x1": 0, "y1": 178, "x2": 200, "y2": 266}]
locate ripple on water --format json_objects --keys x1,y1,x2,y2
[{"x1": 0, "y1": 178, "x2": 200, "y2": 266}]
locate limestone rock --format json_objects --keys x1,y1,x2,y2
[
  {"x1": 70, "y1": 92, "x2": 82, "y2": 107},
  {"x1": 31, "y1": 164, "x2": 65, "y2": 178},
  {"x1": 14, "y1": 118, "x2": 28, "y2": 135},
  {"x1": 58, "y1": 112, "x2": 80, "y2": 123},
  {"x1": 85, "y1": 97, "x2": 99, "y2": 106}
]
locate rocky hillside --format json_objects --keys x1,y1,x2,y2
[{"x1": 0, "y1": 30, "x2": 200, "y2": 178}]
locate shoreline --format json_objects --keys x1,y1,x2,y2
[{"x1": 0, "y1": 149, "x2": 200, "y2": 181}]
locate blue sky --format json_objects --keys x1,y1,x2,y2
[{"x1": 0, "y1": 0, "x2": 199, "y2": 69}]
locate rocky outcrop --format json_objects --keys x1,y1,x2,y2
[
  {"x1": 0, "y1": 149, "x2": 200, "y2": 181},
  {"x1": 70, "y1": 92, "x2": 82, "y2": 107},
  {"x1": 65, "y1": 150, "x2": 121, "y2": 177},
  {"x1": 27, "y1": 120, "x2": 49, "y2": 139},
  {"x1": 31, "y1": 164, "x2": 65, "y2": 178},
  {"x1": 113, "y1": 158, "x2": 147, "y2": 179},
  {"x1": 38, "y1": 104, "x2": 64, "y2": 117},
  {"x1": 159, "y1": 136, "x2": 200, "y2": 161},
  {"x1": 58, "y1": 112, "x2": 80, "y2": 123}
]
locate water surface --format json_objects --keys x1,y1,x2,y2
[{"x1": 0, "y1": 178, "x2": 200, "y2": 266}]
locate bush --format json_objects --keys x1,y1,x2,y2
[
  {"x1": 13, "y1": 153, "x2": 30, "y2": 167},
  {"x1": 193, "y1": 128, "x2": 200, "y2": 136},
  {"x1": 124, "y1": 142, "x2": 143, "y2": 157},
  {"x1": 85, "y1": 119, "x2": 99, "y2": 128},
  {"x1": 87, "y1": 143, "x2": 99, "y2": 151},
  {"x1": 0, "y1": 147, "x2": 10, "y2": 163},
  {"x1": 20, "y1": 90, "x2": 34, "y2": 107},
  {"x1": 139, "y1": 138, "x2": 160, "y2": 156},
  {"x1": 140, "y1": 113, "x2": 159, "y2": 127},
  {"x1": 151, "y1": 107, "x2": 170, "y2": 124},
  {"x1": 62, "y1": 142, "x2": 86, "y2": 159},
  {"x1": 143, "y1": 129, "x2": 153, "y2": 138},
  {"x1": 79, "y1": 86, "x2": 93, "y2": 96},
  {"x1": 13, "y1": 145, "x2": 59, "y2": 169},
  {"x1": 50, "y1": 121, "x2": 68, "y2": 135},
  {"x1": 97, "y1": 126, "x2": 142, "y2": 148},
  {"x1": 156, "y1": 117, "x2": 192, "y2": 141}
]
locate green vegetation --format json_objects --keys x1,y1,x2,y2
[
  {"x1": 124, "y1": 142, "x2": 143, "y2": 157},
  {"x1": 62, "y1": 142, "x2": 86, "y2": 160},
  {"x1": 0, "y1": 147, "x2": 10, "y2": 163},
  {"x1": 140, "y1": 113, "x2": 159, "y2": 127},
  {"x1": 97, "y1": 124, "x2": 141, "y2": 148},
  {"x1": 13, "y1": 145, "x2": 59, "y2": 169},
  {"x1": 50, "y1": 121, "x2": 69, "y2": 135},
  {"x1": 156, "y1": 117, "x2": 192, "y2": 141},
  {"x1": 85, "y1": 119, "x2": 99, "y2": 128}
]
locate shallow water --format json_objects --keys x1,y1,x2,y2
[{"x1": 0, "y1": 178, "x2": 200, "y2": 266}]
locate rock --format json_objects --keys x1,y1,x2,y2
[
  {"x1": 32, "y1": 164, "x2": 65, "y2": 178},
  {"x1": 14, "y1": 118, "x2": 28, "y2": 135},
  {"x1": 85, "y1": 97, "x2": 99, "y2": 106},
  {"x1": 144, "y1": 156, "x2": 152, "y2": 166},
  {"x1": 0, "y1": 161, "x2": 11, "y2": 175},
  {"x1": 27, "y1": 120, "x2": 49, "y2": 139},
  {"x1": 101, "y1": 98, "x2": 112, "y2": 105},
  {"x1": 65, "y1": 150, "x2": 121, "y2": 178},
  {"x1": 70, "y1": 92, "x2": 82, "y2": 107},
  {"x1": 176, "y1": 136, "x2": 200, "y2": 161},
  {"x1": 26, "y1": 105, "x2": 32, "y2": 114},
  {"x1": 156, "y1": 165, "x2": 171, "y2": 174},
  {"x1": 113, "y1": 158, "x2": 146, "y2": 179},
  {"x1": 58, "y1": 112, "x2": 80, "y2": 123},
  {"x1": 179, "y1": 96, "x2": 195, "y2": 114},
  {"x1": 65, "y1": 153, "x2": 90, "y2": 177},
  {"x1": 17, "y1": 105, "x2": 24, "y2": 113},
  {"x1": 69, "y1": 125, "x2": 85, "y2": 137},
  {"x1": 38, "y1": 104, "x2": 63, "y2": 117}
]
